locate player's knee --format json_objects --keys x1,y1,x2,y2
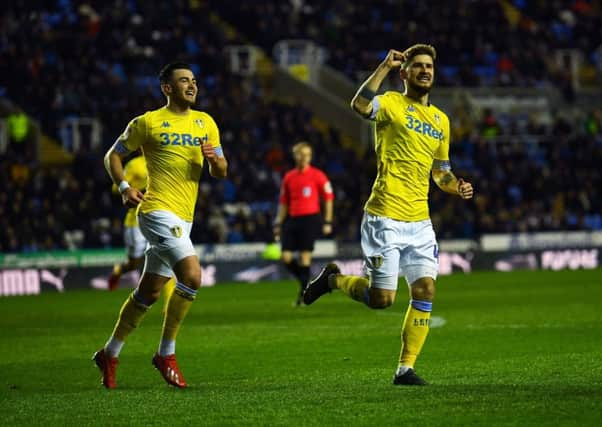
[
  {"x1": 136, "y1": 274, "x2": 169, "y2": 305},
  {"x1": 136, "y1": 287, "x2": 161, "y2": 305},
  {"x1": 411, "y1": 278, "x2": 436, "y2": 301},
  {"x1": 178, "y1": 265, "x2": 202, "y2": 290},
  {"x1": 368, "y1": 289, "x2": 395, "y2": 309}
]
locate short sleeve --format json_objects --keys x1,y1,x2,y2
[
  {"x1": 202, "y1": 113, "x2": 223, "y2": 157},
  {"x1": 115, "y1": 115, "x2": 147, "y2": 154},
  {"x1": 369, "y1": 92, "x2": 394, "y2": 122},
  {"x1": 317, "y1": 171, "x2": 334, "y2": 201},
  {"x1": 433, "y1": 115, "x2": 451, "y2": 170}
]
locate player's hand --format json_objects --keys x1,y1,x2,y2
[
  {"x1": 201, "y1": 142, "x2": 218, "y2": 162},
  {"x1": 382, "y1": 49, "x2": 407, "y2": 70},
  {"x1": 457, "y1": 179, "x2": 474, "y2": 200},
  {"x1": 322, "y1": 223, "x2": 333, "y2": 236},
  {"x1": 121, "y1": 187, "x2": 145, "y2": 208}
]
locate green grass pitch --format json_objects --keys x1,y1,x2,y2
[{"x1": 1, "y1": 269, "x2": 601, "y2": 426}]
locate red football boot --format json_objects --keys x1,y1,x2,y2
[
  {"x1": 92, "y1": 348, "x2": 119, "y2": 389},
  {"x1": 152, "y1": 353, "x2": 187, "y2": 388}
]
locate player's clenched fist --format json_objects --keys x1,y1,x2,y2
[
  {"x1": 201, "y1": 142, "x2": 218, "y2": 161},
  {"x1": 382, "y1": 49, "x2": 407, "y2": 70},
  {"x1": 121, "y1": 187, "x2": 145, "y2": 208},
  {"x1": 457, "y1": 178, "x2": 474, "y2": 200}
]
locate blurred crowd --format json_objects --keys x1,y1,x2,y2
[
  {"x1": 431, "y1": 108, "x2": 602, "y2": 239},
  {"x1": 0, "y1": 0, "x2": 601, "y2": 253},
  {"x1": 215, "y1": 0, "x2": 602, "y2": 90}
]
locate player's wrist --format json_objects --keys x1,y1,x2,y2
[{"x1": 118, "y1": 180, "x2": 130, "y2": 194}]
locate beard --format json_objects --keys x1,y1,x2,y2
[
  {"x1": 174, "y1": 91, "x2": 196, "y2": 106},
  {"x1": 406, "y1": 80, "x2": 432, "y2": 96}
]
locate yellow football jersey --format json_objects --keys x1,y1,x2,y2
[
  {"x1": 366, "y1": 91, "x2": 450, "y2": 221},
  {"x1": 116, "y1": 106, "x2": 222, "y2": 222},
  {"x1": 123, "y1": 156, "x2": 148, "y2": 227}
]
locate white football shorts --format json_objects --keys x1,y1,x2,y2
[
  {"x1": 361, "y1": 212, "x2": 439, "y2": 290},
  {"x1": 123, "y1": 225, "x2": 148, "y2": 258},
  {"x1": 138, "y1": 210, "x2": 196, "y2": 278}
]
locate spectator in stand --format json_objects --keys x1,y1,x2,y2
[{"x1": 0, "y1": 1, "x2": 600, "y2": 253}]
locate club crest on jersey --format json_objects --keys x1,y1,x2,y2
[
  {"x1": 406, "y1": 105, "x2": 416, "y2": 113},
  {"x1": 434, "y1": 113, "x2": 441, "y2": 125},
  {"x1": 302, "y1": 186, "x2": 312, "y2": 197},
  {"x1": 161, "y1": 121, "x2": 171, "y2": 128},
  {"x1": 194, "y1": 119, "x2": 204, "y2": 128},
  {"x1": 369, "y1": 255, "x2": 384, "y2": 269},
  {"x1": 170, "y1": 225, "x2": 183, "y2": 238}
]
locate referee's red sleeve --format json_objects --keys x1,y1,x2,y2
[{"x1": 318, "y1": 171, "x2": 334, "y2": 201}]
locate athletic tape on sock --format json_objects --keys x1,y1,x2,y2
[
  {"x1": 174, "y1": 282, "x2": 197, "y2": 301},
  {"x1": 410, "y1": 299, "x2": 433, "y2": 312}
]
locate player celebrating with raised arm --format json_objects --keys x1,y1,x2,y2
[
  {"x1": 304, "y1": 45, "x2": 473, "y2": 385},
  {"x1": 273, "y1": 142, "x2": 334, "y2": 306},
  {"x1": 93, "y1": 62, "x2": 228, "y2": 389}
]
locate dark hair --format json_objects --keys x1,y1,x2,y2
[{"x1": 159, "y1": 62, "x2": 192, "y2": 83}]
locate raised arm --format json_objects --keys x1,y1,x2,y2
[{"x1": 350, "y1": 49, "x2": 407, "y2": 118}]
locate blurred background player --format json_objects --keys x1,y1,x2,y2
[
  {"x1": 107, "y1": 155, "x2": 148, "y2": 291},
  {"x1": 94, "y1": 62, "x2": 228, "y2": 389},
  {"x1": 304, "y1": 45, "x2": 473, "y2": 385},
  {"x1": 273, "y1": 142, "x2": 334, "y2": 306}
]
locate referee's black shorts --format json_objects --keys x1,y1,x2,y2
[{"x1": 281, "y1": 214, "x2": 321, "y2": 252}]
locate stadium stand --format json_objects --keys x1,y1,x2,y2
[
  {"x1": 214, "y1": 0, "x2": 602, "y2": 88},
  {"x1": 0, "y1": 0, "x2": 601, "y2": 252}
]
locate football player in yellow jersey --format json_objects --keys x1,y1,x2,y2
[
  {"x1": 304, "y1": 45, "x2": 473, "y2": 385},
  {"x1": 93, "y1": 62, "x2": 228, "y2": 389},
  {"x1": 107, "y1": 155, "x2": 148, "y2": 291}
]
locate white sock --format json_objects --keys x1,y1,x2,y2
[
  {"x1": 158, "y1": 339, "x2": 176, "y2": 356},
  {"x1": 104, "y1": 336, "x2": 124, "y2": 358},
  {"x1": 396, "y1": 365, "x2": 412, "y2": 376}
]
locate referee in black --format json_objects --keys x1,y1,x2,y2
[{"x1": 273, "y1": 142, "x2": 335, "y2": 305}]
